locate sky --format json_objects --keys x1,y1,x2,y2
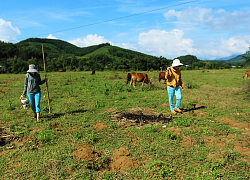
[{"x1": 1, "y1": 0, "x2": 250, "y2": 60}]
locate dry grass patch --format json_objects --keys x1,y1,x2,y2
[{"x1": 93, "y1": 123, "x2": 108, "y2": 131}]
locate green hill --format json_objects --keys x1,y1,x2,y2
[
  {"x1": 225, "y1": 54, "x2": 249, "y2": 64},
  {"x1": 18, "y1": 38, "x2": 112, "y2": 56},
  {"x1": 1, "y1": 38, "x2": 171, "y2": 73},
  {"x1": 1, "y1": 38, "x2": 249, "y2": 73}
]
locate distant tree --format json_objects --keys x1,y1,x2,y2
[
  {"x1": 177, "y1": 55, "x2": 200, "y2": 65},
  {"x1": 243, "y1": 46, "x2": 250, "y2": 64}
]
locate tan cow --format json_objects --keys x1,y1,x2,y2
[
  {"x1": 244, "y1": 70, "x2": 250, "y2": 80},
  {"x1": 159, "y1": 72, "x2": 166, "y2": 83},
  {"x1": 126, "y1": 72, "x2": 151, "y2": 87}
]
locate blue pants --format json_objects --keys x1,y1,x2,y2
[
  {"x1": 167, "y1": 86, "x2": 182, "y2": 112},
  {"x1": 28, "y1": 93, "x2": 41, "y2": 113}
]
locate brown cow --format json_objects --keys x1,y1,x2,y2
[
  {"x1": 91, "y1": 70, "x2": 95, "y2": 75},
  {"x1": 244, "y1": 70, "x2": 250, "y2": 80},
  {"x1": 126, "y1": 72, "x2": 151, "y2": 87},
  {"x1": 159, "y1": 72, "x2": 166, "y2": 83}
]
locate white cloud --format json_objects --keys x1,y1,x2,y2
[
  {"x1": 138, "y1": 29, "x2": 199, "y2": 58},
  {"x1": 46, "y1": 34, "x2": 57, "y2": 39},
  {"x1": 220, "y1": 36, "x2": 250, "y2": 54},
  {"x1": 164, "y1": 7, "x2": 250, "y2": 30},
  {"x1": 68, "y1": 34, "x2": 111, "y2": 47},
  {"x1": 136, "y1": 28, "x2": 250, "y2": 60},
  {"x1": 0, "y1": 19, "x2": 21, "y2": 42},
  {"x1": 119, "y1": 42, "x2": 138, "y2": 50},
  {"x1": 200, "y1": 35, "x2": 250, "y2": 59},
  {"x1": 160, "y1": 7, "x2": 250, "y2": 59}
]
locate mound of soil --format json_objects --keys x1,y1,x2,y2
[
  {"x1": 71, "y1": 144, "x2": 102, "y2": 161},
  {"x1": 110, "y1": 146, "x2": 138, "y2": 172},
  {"x1": 71, "y1": 145, "x2": 138, "y2": 172}
]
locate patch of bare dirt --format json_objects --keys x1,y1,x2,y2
[
  {"x1": 28, "y1": 126, "x2": 43, "y2": 132},
  {"x1": 87, "y1": 102, "x2": 94, "y2": 106},
  {"x1": 167, "y1": 127, "x2": 182, "y2": 136},
  {"x1": 204, "y1": 136, "x2": 228, "y2": 148},
  {"x1": 192, "y1": 110, "x2": 207, "y2": 118},
  {"x1": 158, "y1": 103, "x2": 169, "y2": 108},
  {"x1": 111, "y1": 108, "x2": 172, "y2": 127},
  {"x1": 216, "y1": 117, "x2": 250, "y2": 130},
  {"x1": 0, "y1": 127, "x2": 39, "y2": 156},
  {"x1": 65, "y1": 127, "x2": 83, "y2": 132},
  {"x1": 179, "y1": 135, "x2": 195, "y2": 148},
  {"x1": 71, "y1": 145, "x2": 138, "y2": 172},
  {"x1": 215, "y1": 117, "x2": 250, "y2": 162},
  {"x1": 106, "y1": 108, "x2": 117, "y2": 113},
  {"x1": 208, "y1": 152, "x2": 223, "y2": 161},
  {"x1": 93, "y1": 123, "x2": 108, "y2": 131}
]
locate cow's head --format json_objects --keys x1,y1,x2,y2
[
  {"x1": 145, "y1": 78, "x2": 152, "y2": 85},
  {"x1": 126, "y1": 73, "x2": 131, "y2": 84}
]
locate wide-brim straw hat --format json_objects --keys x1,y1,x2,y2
[
  {"x1": 172, "y1": 59, "x2": 183, "y2": 67},
  {"x1": 27, "y1": 64, "x2": 38, "y2": 72}
]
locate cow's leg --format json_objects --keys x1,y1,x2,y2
[
  {"x1": 142, "y1": 79, "x2": 146, "y2": 86},
  {"x1": 130, "y1": 79, "x2": 132, "y2": 85},
  {"x1": 133, "y1": 79, "x2": 136, "y2": 88}
]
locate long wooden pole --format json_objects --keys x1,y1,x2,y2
[{"x1": 42, "y1": 44, "x2": 51, "y2": 113}]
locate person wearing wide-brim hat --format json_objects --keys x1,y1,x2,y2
[
  {"x1": 21, "y1": 64, "x2": 47, "y2": 122},
  {"x1": 165, "y1": 59, "x2": 185, "y2": 114}
]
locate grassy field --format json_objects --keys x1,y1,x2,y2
[{"x1": 0, "y1": 69, "x2": 250, "y2": 179}]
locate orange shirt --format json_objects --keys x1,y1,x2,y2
[{"x1": 165, "y1": 67, "x2": 184, "y2": 88}]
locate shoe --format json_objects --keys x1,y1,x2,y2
[
  {"x1": 174, "y1": 109, "x2": 183, "y2": 113},
  {"x1": 171, "y1": 111, "x2": 177, "y2": 115}
]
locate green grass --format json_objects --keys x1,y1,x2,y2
[{"x1": 0, "y1": 69, "x2": 250, "y2": 179}]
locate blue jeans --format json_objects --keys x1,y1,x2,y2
[
  {"x1": 28, "y1": 93, "x2": 41, "y2": 113},
  {"x1": 167, "y1": 86, "x2": 182, "y2": 112}
]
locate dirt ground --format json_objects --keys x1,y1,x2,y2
[
  {"x1": 110, "y1": 106, "x2": 250, "y2": 164},
  {"x1": 1, "y1": 104, "x2": 249, "y2": 172}
]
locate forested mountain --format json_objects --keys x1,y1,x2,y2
[
  {"x1": 0, "y1": 38, "x2": 172, "y2": 73},
  {"x1": 0, "y1": 38, "x2": 249, "y2": 73},
  {"x1": 223, "y1": 54, "x2": 249, "y2": 64}
]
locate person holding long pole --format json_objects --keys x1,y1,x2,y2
[{"x1": 21, "y1": 64, "x2": 47, "y2": 122}]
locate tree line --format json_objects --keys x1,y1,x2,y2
[{"x1": 0, "y1": 38, "x2": 249, "y2": 74}]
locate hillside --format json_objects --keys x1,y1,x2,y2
[
  {"x1": 225, "y1": 54, "x2": 249, "y2": 64},
  {"x1": 18, "y1": 38, "x2": 112, "y2": 56},
  {"x1": 1, "y1": 38, "x2": 249, "y2": 73},
  {"x1": 0, "y1": 38, "x2": 171, "y2": 73}
]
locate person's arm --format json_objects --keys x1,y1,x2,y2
[
  {"x1": 22, "y1": 74, "x2": 28, "y2": 95},
  {"x1": 165, "y1": 67, "x2": 170, "y2": 79},
  {"x1": 38, "y1": 74, "x2": 47, "y2": 85},
  {"x1": 179, "y1": 73, "x2": 185, "y2": 90}
]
